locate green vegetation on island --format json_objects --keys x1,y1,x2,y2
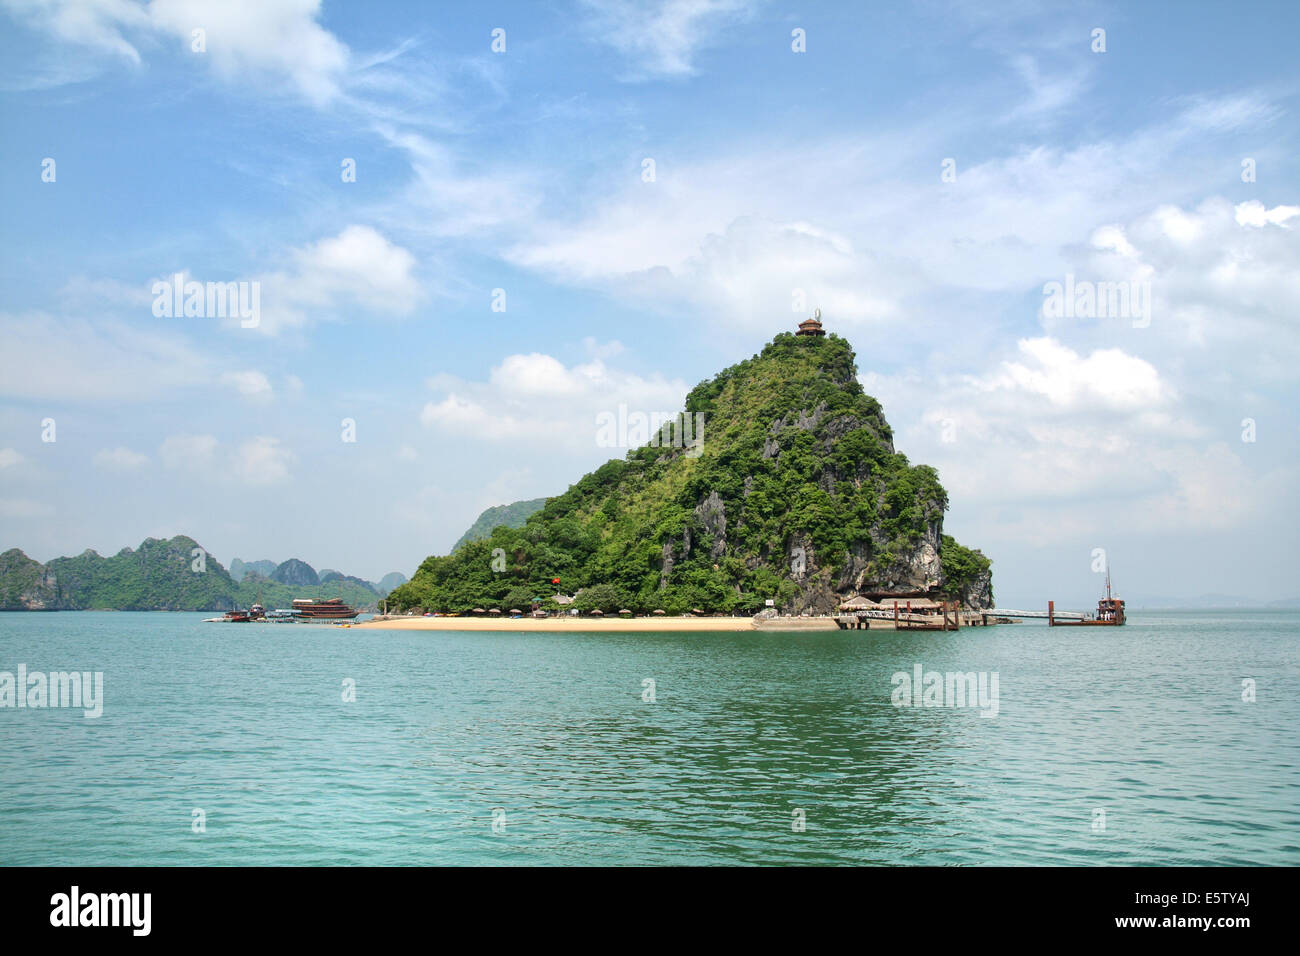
[
  {"x1": 389, "y1": 331, "x2": 992, "y2": 615},
  {"x1": 451, "y1": 498, "x2": 549, "y2": 552}
]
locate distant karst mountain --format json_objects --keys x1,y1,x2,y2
[
  {"x1": 320, "y1": 570, "x2": 379, "y2": 592},
  {"x1": 390, "y1": 326, "x2": 992, "y2": 615},
  {"x1": 0, "y1": 536, "x2": 407, "y2": 611},
  {"x1": 229, "y1": 558, "x2": 277, "y2": 582},
  {"x1": 452, "y1": 498, "x2": 549, "y2": 552},
  {"x1": 376, "y1": 572, "x2": 408, "y2": 595},
  {"x1": 270, "y1": 558, "x2": 319, "y2": 587}
]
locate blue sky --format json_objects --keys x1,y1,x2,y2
[{"x1": 0, "y1": 0, "x2": 1297, "y2": 606}]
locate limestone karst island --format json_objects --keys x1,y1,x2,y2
[{"x1": 375, "y1": 314, "x2": 994, "y2": 631}]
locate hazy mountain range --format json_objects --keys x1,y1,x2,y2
[{"x1": 0, "y1": 536, "x2": 406, "y2": 612}]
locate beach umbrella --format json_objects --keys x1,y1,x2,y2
[
  {"x1": 652, "y1": 609, "x2": 666, "y2": 615},
  {"x1": 488, "y1": 608, "x2": 501, "y2": 615},
  {"x1": 589, "y1": 609, "x2": 604, "y2": 616},
  {"x1": 473, "y1": 608, "x2": 486, "y2": 615},
  {"x1": 508, "y1": 608, "x2": 522, "y2": 615},
  {"x1": 618, "y1": 609, "x2": 632, "y2": 616}
]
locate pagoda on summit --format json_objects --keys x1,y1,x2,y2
[{"x1": 796, "y1": 308, "x2": 826, "y2": 337}]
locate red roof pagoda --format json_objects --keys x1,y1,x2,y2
[{"x1": 796, "y1": 308, "x2": 826, "y2": 336}]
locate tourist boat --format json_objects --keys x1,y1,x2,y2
[
  {"x1": 222, "y1": 609, "x2": 251, "y2": 623},
  {"x1": 248, "y1": 603, "x2": 266, "y2": 621},
  {"x1": 266, "y1": 609, "x2": 296, "y2": 622},
  {"x1": 291, "y1": 597, "x2": 360, "y2": 620},
  {"x1": 1049, "y1": 573, "x2": 1126, "y2": 627}
]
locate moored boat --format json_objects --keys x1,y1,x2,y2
[
  {"x1": 1049, "y1": 572, "x2": 1126, "y2": 627},
  {"x1": 291, "y1": 597, "x2": 360, "y2": 620}
]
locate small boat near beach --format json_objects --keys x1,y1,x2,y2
[{"x1": 1049, "y1": 572, "x2": 1126, "y2": 627}]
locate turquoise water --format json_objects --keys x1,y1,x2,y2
[{"x1": 1, "y1": 610, "x2": 1296, "y2": 865}]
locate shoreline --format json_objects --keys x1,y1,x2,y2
[{"x1": 357, "y1": 615, "x2": 760, "y2": 632}]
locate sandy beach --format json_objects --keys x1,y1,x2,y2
[{"x1": 357, "y1": 615, "x2": 762, "y2": 632}]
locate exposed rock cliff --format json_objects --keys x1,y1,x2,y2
[{"x1": 0, "y1": 548, "x2": 69, "y2": 610}]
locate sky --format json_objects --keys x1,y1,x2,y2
[{"x1": 0, "y1": 0, "x2": 1296, "y2": 606}]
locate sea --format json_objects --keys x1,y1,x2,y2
[{"x1": 1, "y1": 610, "x2": 1296, "y2": 866}]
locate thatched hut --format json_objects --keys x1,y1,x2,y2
[{"x1": 838, "y1": 596, "x2": 878, "y2": 612}]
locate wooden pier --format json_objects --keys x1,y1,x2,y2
[
  {"x1": 835, "y1": 598, "x2": 981, "y2": 630},
  {"x1": 987, "y1": 607, "x2": 1086, "y2": 621}
]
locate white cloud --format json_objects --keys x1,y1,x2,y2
[
  {"x1": 1058, "y1": 198, "x2": 1300, "y2": 374},
  {"x1": 1234, "y1": 200, "x2": 1300, "y2": 228},
  {"x1": 579, "y1": 0, "x2": 756, "y2": 79},
  {"x1": 987, "y1": 338, "x2": 1171, "y2": 411},
  {"x1": 93, "y1": 446, "x2": 148, "y2": 471},
  {"x1": 232, "y1": 436, "x2": 293, "y2": 486},
  {"x1": 421, "y1": 351, "x2": 691, "y2": 450},
  {"x1": 878, "y1": 335, "x2": 1265, "y2": 542},
  {"x1": 150, "y1": 0, "x2": 348, "y2": 104},
  {"x1": 0, "y1": 448, "x2": 25, "y2": 469},
  {"x1": 288, "y1": 225, "x2": 419, "y2": 309},
  {"x1": 0, "y1": 0, "x2": 150, "y2": 63},
  {"x1": 1, "y1": 0, "x2": 349, "y2": 103},
  {"x1": 221, "y1": 370, "x2": 274, "y2": 402},
  {"x1": 372, "y1": 128, "x2": 542, "y2": 240},
  {"x1": 505, "y1": 92, "x2": 1288, "y2": 338},
  {"x1": 252, "y1": 225, "x2": 421, "y2": 334}
]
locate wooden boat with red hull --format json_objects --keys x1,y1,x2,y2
[
  {"x1": 1049, "y1": 573, "x2": 1126, "y2": 627},
  {"x1": 291, "y1": 597, "x2": 360, "y2": 621}
]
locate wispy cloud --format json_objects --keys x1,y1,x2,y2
[
  {"x1": 578, "y1": 0, "x2": 758, "y2": 79},
  {"x1": 1, "y1": 0, "x2": 350, "y2": 102}
]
